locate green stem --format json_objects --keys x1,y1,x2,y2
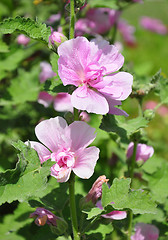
[
  {"x1": 111, "y1": 22, "x2": 118, "y2": 44},
  {"x1": 127, "y1": 141, "x2": 138, "y2": 239},
  {"x1": 70, "y1": 0, "x2": 75, "y2": 39},
  {"x1": 74, "y1": 107, "x2": 79, "y2": 121},
  {"x1": 81, "y1": 216, "x2": 99, "y2": 235},
  {"x1": 127, "y1": 210, "x2": 133, "y2": 240},
  {"x1": 129, "y1": 141, "x2": 138, "y2": 182},
  {"x1": 68, "y1": 173, "x2": 80, "y2": 240}
]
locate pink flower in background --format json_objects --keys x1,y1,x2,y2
[
  {"x1": 47, "y1": 14, "x2": 61, "y2": 24},
  {"x1": 126, "y1": 142, "x2": 154, "y2": 162},
  {"x1": 38, "y1": 62, "x2": 73, "y2": 112},
  {"x1": 30, "y1": 208, "x2": 57, "y2": 226},
  {"x1": 118, "y1": 20, "x2": 136, "y2": 46},
  {"x1": 58, "y1": 37, "x2": 133, "y2": 115},
  {"x1": 80, "y1": 111, "x2": 90, "y2": 122},
  {"x1": 144, "y1": 100, "x2": 168, "y2": 116},
  {"x1": 39, "y1": 62, "x2": 56, "y2": 83},
  {"x1": 131, "y1": 223, "x2": 159, "y2": 240},
  {"x1": 75, "y1": 8, "x2": 120, "y2": 36},
  {"x1": 27, "y1": 117, "x2": 99, "y2": 182},
  {"x1": 140, "y1": 17, "x2": 167, "y2": 35},
  {"x1": 96, "y1": 201, "x2": 127, "y2": 220},
  {"x1": 17, "y1": 34, "x2": 30, "y2": 46}
]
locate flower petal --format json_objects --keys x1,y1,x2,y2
[
  {"x1": 105, "y1": 97, "x2": 128, "y2": 116},
  {"x1": 68, "y1": 121, "x2": 96, "y2": 150},
  {"x1": 71, "y1": 87, "x2": 109, "y2": 114},
  {"x1": 35, "y1": 117, "x2": 68, "y2": 152},
  {"x1": 25, "y1": 141, "x2": 51, "y2": 163},
  {"x1": 50, "y1": 165, "x2": 71, "y2": 182},
  {"x1": 91, "y1": 39, "x2": 124, "y2": 74},
  {"x1": 38, "y1": 92, "x2": 54, "y2": 108},
  {"x1": 103, "y1": 72, "x2": 133, "y2": 100},
  {"x1": 58, "y1": 37, "x2": 91, "y2": 86},
  {"x1": 53, "y1": 93, "x2": 73, "y2": 112},
  {"x1": 73, "y1": 147, "x2": 99, "y2": 179}
]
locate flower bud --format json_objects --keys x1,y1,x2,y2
[
  {"x1": 17, "y1": 34, "x2": 30, "y2": 46},
  {"x1": 81, "y1": 176, "x2": 109, "y2": 210},
  {"x1": 143, "y1": 109, "x2": 155, "y2": 121},
  {"x1": 49, "y1": 32, "x2": 67, "y2": 51}
]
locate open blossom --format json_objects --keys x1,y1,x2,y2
[
  {"x1": 39, "y1": 62, "x2": 56, "y2": 83},
  {"x1": 131, "y1": 223, "x2": 159, "y2": 240},
  {"x1": 75, "y1": 8, "x2": 120, "y2": 36},
  {"x1": 140, "y1": 17, "x2": 167, "y2": 35},
  {"x1": 17, "y1": 34, "x2": 30, "y2": 46},
  {"x1": 96, "y1": 201, "x2": 127, "y2": 220},
  {"x1": 26, "y1": 117, "x2": 99, "y2": 182},
  {"x1": 126, "y1": 142, "x2": 154, "y2": 162},
  {"x1": 58, "y1": 37, "x2": 133, "y2": 115}
]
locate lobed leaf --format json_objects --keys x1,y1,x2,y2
[
  {"x1": 0, "y1": 140, "x2": 53, "y2": 205},
  {"x1": 101, "y1": 178, "x2": 157, "y2": 215},
  {"x1": 0, "y1": 16, "x2": 51, "y2": 44}
]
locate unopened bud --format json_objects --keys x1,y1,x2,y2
[
  {"x1": 49, "y1": 32, "x2": 67, "y2": 51},
  {"x1": 50, "y1": 217, "x2": 68, "y2": 235},
  {"x1": 143, "y1": 109, "x2": 155, "y2": 121}
]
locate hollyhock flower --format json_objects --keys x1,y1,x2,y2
[
  {"x1": 58, "y1": 37, "x2": 133, "y2": 115},
  {"x1": 131, "y1": 223, "x2": 159, "y2": 240},
  {"x1": 26, "y1": 117, "x2": 99, "y2": 182},
  {"x1": 86, "y1": 175, "x2": 109, "y2": 204},
  {"x1": 140, "y1": 17, "x2": 167, "y2": 35},
  {"x1": 126, "y1": 142, "x2": 154, "y2": 162},
  {"x1": 79, "y1": 111, "x2": 90, "y2": 122},
  {"x1": 38, "y1": 62, "x2": 73, "y2": 112},
  {"x1": 96, "y1": 201, "x2": 127, "y2": 220},
  {"x1": 47, "y1": 14, "x2": 61, "y2": 24},
  {"x1": 39, "y1": 62, "x2": 56, "y2": 83},
  {"x1": 49, "y1": 31, "x2": 68, "y2": 49},
  {"x1": 118, "y1": 20, "x2": 136, "y2": 46},
  {"x1": 29, "y1": 208, "x2": 57, "y2": 226},
  {"x1": 75, "y1": 8, "x2": 120, "y2": 36},
  {"x1": 17, "y1": 34, "x2": 30, "y2": 46}
]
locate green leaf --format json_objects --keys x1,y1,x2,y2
[
  {"x1": 6, "y1": 67, "x2": 40, "y2": 105},
  {"x1": 83, "y1": 208, "x2": 103, "y2": 220},
  {"x1": 100, "y1": 115, "x2": 148, "y2": 144},
  {"x1": 101, "y1": 178, "x2": 157, "y2": 214},
  {"x1": 0, "y1": 39, "x2": 9, "y2": 52},
  {"x1": 0, "y1": 16, "x2": 51, "y2": 44},
  {"x1": 86, "y1": 222, "x2": 113, "y2": 239},
  {"x1": 157, "y1": 75, "x2": 168, "y2": 104},
  {"x1": 0, "y1": 140, "x2": 53, "y2": 205},
  {"x1": 143, "y1": 162, "x2": 168, "y2": 203},
  {"x1": 43, "y1": 79, "x2": 69, "y2": 94}
]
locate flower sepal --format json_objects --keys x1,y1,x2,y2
[{"x1": 50, "y1": 217, "x2": 68, "y2": 235}]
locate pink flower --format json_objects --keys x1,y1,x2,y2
[
  {"x1": 126, "y1": 142, "x2": 154, "y2": 162},
  {"x1": 26, "y1": 117, "x2": 99, "y2": 182},
  {"x1": 118, "y1": 20, "x2": 136, "y2": 46},
  {"x1": 17, "y1": 34, "x2": 30, "y2": 46},
  {"x1": 140, "y1": 17, "x2": 167, "y2": 35},
  {"x1": 79, "y1": 111, "x2": 90, "y2": 122},
  {"x1": 131, "y1": 223, "x2": 159, "y2": 240},
  {"x1": 49, "y1": 31, "x2": 67, "y2": 48},
  {"x1": 47, "y1": 14, "x2": 61, "y2": 24},
  {"x1": 39, "y1": 62, "x2": 56, "y2": 83},
  {"x1": 58, "y1": 37, "x2": 133, "y2": 115},
  {"x1": 29, "y1": 208, "x2": 57, "y2": 226},
  {"x1": 96, "y1": 200, "x2": 127, "y2": 220},
  {"x1": 75, "y1": 8, "x2": 120, "y2": 36},
  {"x1": 86, "y1": 175, "x2": 109, "y2": 204},
  {"x1": 38, "y1": 62, "x2": 73, "y2": 112}
]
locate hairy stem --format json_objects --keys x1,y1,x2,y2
[
  {"x1": 70, "y1": 0, "x2": 75, "y2": 39},
  {"x1": 68, "y1": 173, "x2": 80, "y2": 240}
]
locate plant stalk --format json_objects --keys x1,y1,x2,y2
[
  {"x1": 68, "y1": 173, "x2": 80, "y2": 240},
  {"x1": 70, "y1": 0, "x2": 75, "y2": 39}
]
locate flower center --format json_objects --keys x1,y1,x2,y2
[{"x1": 51, "y1": 148, "x2": 75, "y2": 170}]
